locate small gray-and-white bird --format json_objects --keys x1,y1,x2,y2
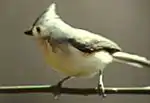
[{"x1": 24, "y1": 3, "x2": 150, "y2": 97}]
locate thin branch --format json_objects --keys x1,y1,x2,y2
[{"x1": 0, "y1": 85, "x2": 150, "y2": 95}]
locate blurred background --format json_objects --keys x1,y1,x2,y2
[{"x1": 0, "y1": 0, "x2": 150, "y2": 103}]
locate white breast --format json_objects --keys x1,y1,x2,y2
[{"x1": 38, "y1": 39, "x2": 113, "y2": 78}]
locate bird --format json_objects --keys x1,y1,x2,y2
[{"x1": 24, "y1": 3, "x2": 150, "y2": 97}]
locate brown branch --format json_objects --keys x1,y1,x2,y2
[{"x1": 0, "y1": 85, "x2": 150, "y2": 95}]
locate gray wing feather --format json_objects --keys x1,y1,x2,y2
[
  {"x1": 68, "y1": 33, "x2": 122, "y2": 54},
  {"x1": 45, "y1": 28, "x2": 122, "y2": 54}
]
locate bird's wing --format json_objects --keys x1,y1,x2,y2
[{"x1": 67, "y1": 29, "x2": 122, "y2": 54}]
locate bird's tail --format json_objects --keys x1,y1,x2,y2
[{"x1": 112, "y1": 52, "x2": 150, "y2": 68}]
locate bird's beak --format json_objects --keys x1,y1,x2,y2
[{"x1": 24, "y1": 29, "x2": 33, "y2": 36}]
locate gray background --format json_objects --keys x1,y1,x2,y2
[{"x1": 0, "y1": 0, "x2": 150, "y2": 103}]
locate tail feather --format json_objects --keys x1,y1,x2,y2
[{"x1": 113, "y1": 52, "x2": 150, "y2": 68}]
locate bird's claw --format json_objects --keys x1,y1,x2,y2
[
  {"x1": 53, "y1": 94, "x2": 60, "y2": 100},
  {"x1": 96, "y1": 84, "x2": 107, "y2": 98},
  {"x1": 52, "y1": 83, "x2": 62, "y2": 100},
  {"x1": 52, "y1": 76, "x2": 71, "y2": 100}
]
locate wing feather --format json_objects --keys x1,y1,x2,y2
[{"x1": 68, "y1": 30, "x2": 122, "y2": 54}]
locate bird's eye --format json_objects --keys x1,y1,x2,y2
[{"x1": 36, "y1": 26, "x2": 41, "y2": 33}]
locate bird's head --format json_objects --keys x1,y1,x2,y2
[{"x1": 24, "y1": 3, "x2": 58, "y2": 38}]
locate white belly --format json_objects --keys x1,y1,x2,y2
[{"x1": 38, "y1": 40, "x2": 113, "y2": 78}]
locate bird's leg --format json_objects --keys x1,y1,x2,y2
[
  {"x1": 97, "y1": 70, "x2": 106, "y2": 98},
  {"x1": 53, "y1": 76, "x2": 71, "y2": 99},
  {"x1": 57, "y1": 76, "x2": 71, "y2": 87}
]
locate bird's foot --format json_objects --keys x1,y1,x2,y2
[
  {"x1": 52, "y1": 82, "x2": 62, "y2": 100},
  {"x1": 52, "y1": 76, "x2": 71, "y2": 99},
  {"x1": 96, "y1": 84, "x2": 107, "y2": 98}
]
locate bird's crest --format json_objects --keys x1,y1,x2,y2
[{"x1": 32, "y1": 2, "x2": 58, "y2": 26}]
